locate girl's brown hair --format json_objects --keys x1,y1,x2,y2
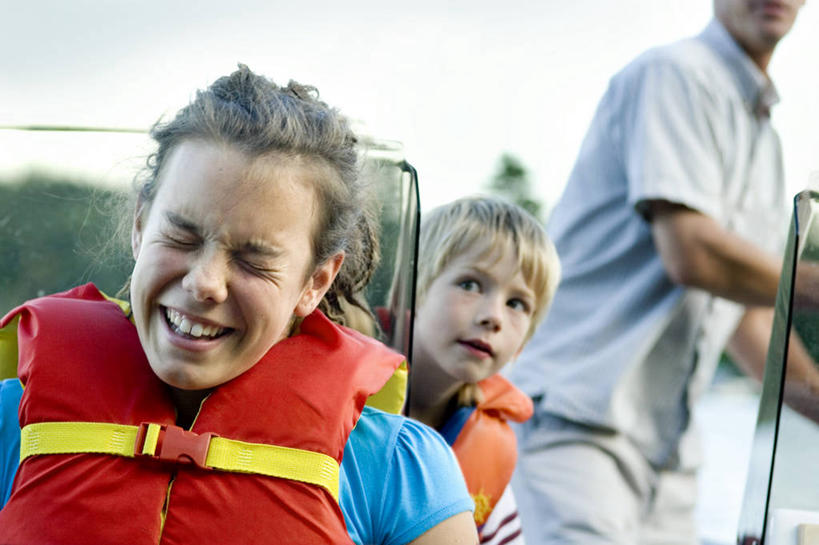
[{"x1": 135, "y1": 64, "x2": 379, "y2": 325}]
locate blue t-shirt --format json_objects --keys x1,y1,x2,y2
[
  {"x1": 0, "y1": 379, "x2": 472, "y2": 545},
  {"x1": 0, "y1": 379, "x2": 20, "y2": 505}
]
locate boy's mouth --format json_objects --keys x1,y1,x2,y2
[
  {"x1": 458, "y1": 339, "x2": 494, "y2": 357},
  {"x1": 163, "y1": 307, "x2": 230, "y2": 340}
]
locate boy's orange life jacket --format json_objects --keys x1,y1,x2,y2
[
  {"x1": 447, "y1": 375, "x2": 533, "y2": 528},
  {"x1": 0, "y1": 284, "x2": 404, "y2": 545}
]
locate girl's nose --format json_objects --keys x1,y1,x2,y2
[{"x1": 182, "y1": 249, "x2": 229, "y2": 303}]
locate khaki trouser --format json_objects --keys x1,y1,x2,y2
[{"x1": 511, "y1": 412, "x2": 698, "y2": 545}]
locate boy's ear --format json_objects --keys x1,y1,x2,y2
[{"x1": 294, "y1": 252, "x2": 345, "y2": 317}]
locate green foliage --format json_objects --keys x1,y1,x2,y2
[
  {"x1": 486, "y1": 153, "x2": 543, "y2": 222},
  {"x1": 0, "y1": 174, "x2": 133, "y2": 312}
]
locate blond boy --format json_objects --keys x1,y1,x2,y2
[{"x1": 409, "y1": 196, "x2": 560, "y2": 545}]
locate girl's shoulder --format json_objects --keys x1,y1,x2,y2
[
  {"x1": 341, "y1": 407, "x2": 473, "y2": 545},
  {"x1": 353, "y1": 406, "x2": 438, "y2": 441}
]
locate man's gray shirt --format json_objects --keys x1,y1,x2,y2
[{"x1": 508, "y1": 19, "x2": 788, "y2": 468}]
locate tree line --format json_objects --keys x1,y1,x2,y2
[{"x1": 0, "y1": 174, "x2": 133, "y2": 312}]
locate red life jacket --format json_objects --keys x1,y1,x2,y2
[
  {"x1": 0, "y1": 284, "x2": 403, "y2": 544},
  {"x1": 450, "y1": 374, "x2": 533, "y2": 528}
]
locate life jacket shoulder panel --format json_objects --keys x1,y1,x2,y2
[{"x1": 450, "y1": 374, "x2": 534, "y2": 528}]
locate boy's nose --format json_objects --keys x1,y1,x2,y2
[
  {"x1": 476, "y1": 297, "x2": 503, "y2": 331},
  {"x1": 182, "y1": 249, "x2": 229, "y2": 303}
]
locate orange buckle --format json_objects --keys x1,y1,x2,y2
[{"x1": 134, "y1": 423, "x2": 215, "y2": 469}]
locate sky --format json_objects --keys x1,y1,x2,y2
[{"x1": 2, "y1": 0, "x2": 817, "y2": 213}]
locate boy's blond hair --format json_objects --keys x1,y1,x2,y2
[{"x1": 416, "y1": 195, "x2": 561, "y2": 343}]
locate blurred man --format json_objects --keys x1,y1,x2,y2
[{"x1": 508, "y1": 1, "x2": 807, "y2": 543}]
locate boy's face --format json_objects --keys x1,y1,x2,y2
[{"x1": 413, "y1": 244, "x2": 534, "y2": 385}]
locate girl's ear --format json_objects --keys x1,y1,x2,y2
[
  {"x1": 294, "y1": 252, "x2": 345, "y2": 317},
  {"x1": 131, "y1": 202, "x2": 147, "y2": 260}
]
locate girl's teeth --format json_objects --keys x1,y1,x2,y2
[
  {"x1": 179, "y1": 318, "x2": 193, "y2": 335},
  {"x1": 165, "y1": 308, "x2": 225, "y2": 339}
]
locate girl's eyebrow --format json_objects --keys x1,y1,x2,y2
[
  {"x1": 238, "y1": 241, "x2": 282, "y2": 258},
  {"x1": 165, "y1": 211, "x2": 199, "y2": 233}
]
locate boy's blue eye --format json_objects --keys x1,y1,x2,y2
[
  {"x1": 508, "y1": 298, "x2": 530, "y2": 313},
  {"x1": 457, "y1": 279, "x2": 480, "y2": 292}
]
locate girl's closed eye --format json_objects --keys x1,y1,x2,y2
[
  {"x1": 162, "y1": 230, "x2": 200, "y2": 248},
  {"x1": 160, "y1": 213, "x2": 203, "y2": 248},
  {"x1": 232, "y1": 253, "x2": 280, "y2": 279},
  {"x1": 239, "y1": 259, "x2": 272, "y2": 275}
]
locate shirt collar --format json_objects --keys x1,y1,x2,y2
[{"x1": 699, "y1": 18, "x2": 779, "y2": 117}]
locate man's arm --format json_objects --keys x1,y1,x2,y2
[
  {"x1": 652, "y1": 201, "x2": 819, "y2": 419},
  {"x1": 648, "y1": 200, "x2": 781, "y2": 306},
  {"x1": 649, "y1": 200, "x2": 819, "y2": 309},
  {"x1": 727, "y1": 306, "x2": 778, "y2": 381},
  {"x1": 727, "y1": 306, "x2": 819, "y2": 422}
]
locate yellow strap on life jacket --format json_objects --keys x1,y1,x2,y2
[
  {"x1": 205, "y1": 436, "x2": 339, "y2": 498},
  {"x1": 20, "y1": 421, "x2": 340, "y2": 501}
]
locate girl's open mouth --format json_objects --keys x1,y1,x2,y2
[{"x1": 163, "y1": 307, "x2": 230, "y2": 340}]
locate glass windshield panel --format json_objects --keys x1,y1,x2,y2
[
  {"x1": 737, "y1": 190, "x2": 819, "y2": 545},
  {"x1": 357, "y1": 142, "x2": 420, "y2": 359}
]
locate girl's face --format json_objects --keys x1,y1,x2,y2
[{"x1": 130, "y1": 140, "x2": 341, "y2": 391}]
